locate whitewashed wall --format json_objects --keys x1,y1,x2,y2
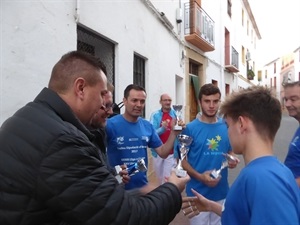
[
  {"x1": 1, "y1": 1, "x2": 77, "y2": 125},
  {"x1": 1, "y1": 0, "x2": 184, "y2": 125}
]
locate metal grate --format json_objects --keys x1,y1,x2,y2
[
  {"x1": 77, "y1": 25, "x2": 115, "y2": 86},
  {"x1": 133, "y1": 54, "x2": 146, "y2": 118}
]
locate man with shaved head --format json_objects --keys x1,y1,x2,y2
[
  {"x1": 150, "y1": 93, "x2": 177, "y2": 184},
  {"x1": 0, "y1": 51, "x2": 190, "y2": 225}
]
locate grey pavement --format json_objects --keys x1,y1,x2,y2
[{"x1": 170, "y1": 114, "x2": 298, "y2": 225}]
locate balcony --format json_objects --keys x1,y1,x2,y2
[
  {"x1": 225, "y1": 46, "x2": 239, "y2": 73},
  {"x1": 184, "y1": 2, "x2": 215, "y2": 52}
]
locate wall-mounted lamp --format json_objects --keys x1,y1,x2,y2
[{"x1": 176, "y1": 8, "x2": 182, "y2": 23}]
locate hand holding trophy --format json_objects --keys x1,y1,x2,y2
[
  {"x1": 210, "y1": 153, "x2": 239, "y2": 179},
  {"x1": 127, "y1": 158, "x2": 147, "y2": 176},
  {"x1": 172, "y1": 104, "x2": 183, "y2": 130},
  {"x1": 175, "y1": 134, "x2": 193, "y2": 177},
  {"x1": 115, "y1": 158, "x2": 147, "y2": 183}
]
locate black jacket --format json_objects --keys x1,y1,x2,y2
[{"x1": 0, "y1": 88, "x2": 182, "y2": 225}]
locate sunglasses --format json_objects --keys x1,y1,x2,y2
[{"x1": 103, "y1": 103, "x2": 116, "y2": 112}]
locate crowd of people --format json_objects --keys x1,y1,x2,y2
[{"x1": 0, "y1": 51, "x2": 299, "y2": 225}]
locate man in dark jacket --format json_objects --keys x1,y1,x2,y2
[
  {"x1": 89, "y1": 89, "x2": 129, "y2": 184},
  {"x1": 0, "y1": 51, "x2": 189, "y2": 225}
]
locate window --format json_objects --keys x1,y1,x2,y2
[
  {"x1": 225, "y1": 83, "x2": 230, "y2": 96},
  {"x1": 257, "y1": 70, "x2": 262, "y2": 81},
  {"x1": 189, "y1": 61, "x2": 199, "y2": 75},
  {"x1": 242, "y1": 9, "x2": 244, "y2": 26},
  {"x1": 274, "y1": 63, "x2": 276, "y2": 73},
  {"x1": 77, "y1": 41, "x2": 95, "y2": 55},
  {"x1": 133, "y1": 54, "x2": 146, "y2": 117},
  {"x1": 77, "y1": 25, "x2": 115, "y2": 85},
  {"x1": 265, "y1": 70, "x2": 268, "y2": 79},
  {"x1": 133, "y1": 54, "x2": 145, "y2": 88},
  {"x1": 242, "y1": 46, "x2": 245, "y2": 64}
]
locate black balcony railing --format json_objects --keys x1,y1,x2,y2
[{"x1": 184, "y1": 2, "x2": 215, "y2": 47}]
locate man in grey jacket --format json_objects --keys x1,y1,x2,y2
[{"x1": 0, "y1": 51, "x2": 189, "y2": 225}]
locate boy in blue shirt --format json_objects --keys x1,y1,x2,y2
[{"x1": 182, "y1": 86, "x2": 300, "y2": 225}]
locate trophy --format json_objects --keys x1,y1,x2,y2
[
  {"x1": 175, "y1": 134, "x2": 193, "y2": 177},
  {"x1": 127, "y1": 158, "x2": 147, "y2": 176},
  {"x1": 172, "y1": 104, "x2": 183, "y2": 130},
  {"x1": 115, "y1": 158, "x2": 147, "y2": 183},
  {"x1": 210, "y1": 153, "x2": 238, "y2": 179}
]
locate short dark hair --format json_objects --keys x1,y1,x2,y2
[
  {"x1": 49, "y1": 51, "x2": 106, "y2": 93},
  {"x1": 123, "y1": 84, "x2": 147, "y2": 99},
  {"x1": 198, "y1": 83, "x2": 221, "y2": 100},
  {"x1": 220, "y1": 86, "x2": 281, "y2": 141}
]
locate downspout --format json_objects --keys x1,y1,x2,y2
[{"x1": 75, "y1": 0, "x2": 80, "y2": 23}]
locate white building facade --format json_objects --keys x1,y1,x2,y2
[
  {"x1": 260, "y1": 47, "x2": 300, "y2": 108},
  {"x1": 1, "y1": 0, "x2": 262, "y2": 125},
  {"x1": 1, "y1": 1, "x2": 186, "y2": 124}
]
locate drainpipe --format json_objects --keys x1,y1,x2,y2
[{"x1": 75, "y1": 0, "x2": 80, "y2": 23}]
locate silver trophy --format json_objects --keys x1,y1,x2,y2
[
  {"x1": 175, "y1": 134, "x2": 193, "y2": 177},
  {"x1": 172, "y1": 105, "x2": 183, "y2": 130},
  {"x1": 115, "y1": 158, "x2": 147, "y2": 183},
  {"x1": 127, "y1": 158, "x2": 147, "y2": 176},
  {"x1": 210, "y1": 153, "x2": 238, "y2": 179}
]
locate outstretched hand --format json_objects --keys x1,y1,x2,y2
[
  {"x1": 182, "y1": 188, "x2": 222, "y2": 218},
  {"x1": 182, "y1": 189, "x2": 211, "y2": 218}
]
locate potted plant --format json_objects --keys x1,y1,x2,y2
[{"x1": 247, "y1": 69, "x2": 255, "y2": 80}]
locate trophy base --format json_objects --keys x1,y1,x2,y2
[
  {"x1": 173, "y1": 125, "x2": 182, "y2": 131},
  {"x1": 115, "y1": 165, "x2": 123, "y2": 184},
  {"x1": 176, "y1": 169, "x2": 187, "y2": 177},
  {"x1": 115, "y1": 174, "x2": 122, "y2": 183}
]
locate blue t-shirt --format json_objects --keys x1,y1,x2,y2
[
  {"x1": 284, "y1": 126, "x2": 300, "y2": 178},
  {"x1": 106, "y1": 115, "x2": 162, "y2": 190},
  {"x1": 181, "y1": 118, "x2": 231, "y2": 201},
  {"x1": 222, "y1": 156, "x2": 300, "y2": 225}
]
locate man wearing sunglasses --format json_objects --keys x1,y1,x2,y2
[{"x1": 90, "y1": 90, "x2": 130, "y2": 184}]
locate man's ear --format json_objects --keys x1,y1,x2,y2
[
  {"x1": 74, "y1": 77, "x2": 85, "y2": 100},
  {"x1": 238, "y1": 116, "x2": 248, "y2": 134}
]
